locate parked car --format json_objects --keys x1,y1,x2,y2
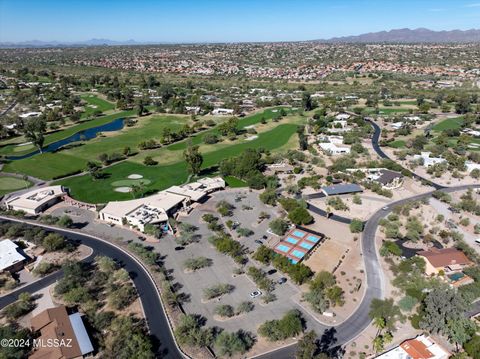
[
  {"x1": 249, "y1": 290, "x2": 262, "y2": 298},
  {"x1": 254, "y1": 240, "x2": 263, "y2": 245},
  {"x1": 138, "y1": 236, "x2": 146, "y2": 241},
  {"x1": 267, "y1": 269, "x2": 277, "y2": 275},
  {"x1": 262, "y1": 235, "x2": 268, "y2": 240},
  {"x1": 382, "y1": 206, "x2": 389, "y2": 211},
  {"x1": 277, "y1": 277, "x2": 287, "y2": 284},
  {"x1": 174, "y1": 246, "x2": 185, "y2": 251}
]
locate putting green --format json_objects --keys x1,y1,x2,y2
[
  {"x1": 0, "y1": 177, "x2": 32, "y2": 195},
  {"x1": 111, "y1": 179, "x2": 152, "y2": 187}
]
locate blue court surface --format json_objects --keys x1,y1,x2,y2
[
  {"x1": 307, "y1": 235, "x2": 319, "y2": 243},
  {"x1": 286, "y1": 237, "x2": 299, "y2": 244},
  {"x1": 293, "y1": 230, "x2": 306, "y2": 238},
  {"x1": 291, "y1": 250, "x2": 306, "y2": 258},
  {"x1": 299, "y1": 242, "x2": 313, "y2": 250},
  {"x1": 275, "y1": 244, "x2": 290, "y2": 253}
]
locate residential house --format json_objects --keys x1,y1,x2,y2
[
  {"x1": 376, "y1": 334, "x2": 450, "y2": 359},
  {"x1": 417, "y1": 248, "x2": 472, "y2": 276},
  {"x1": 29, "y1": 306, "x2": 94, "y2": 359},
  {"x1": 0, "y1": 239, "x2": 29, "y2": 273}
]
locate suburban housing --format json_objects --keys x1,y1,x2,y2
[
  {"x1": 0, "y1": 239, "x2": 29, "y2": 273},
  {"x1": 417, "y1": 247, "x2": 472, "y2": 276},
  {"x1": 376, "y1": 334, "x2": 450, "y2": 359},
  {"x1": 29, "y1": 306, "x2": 94, "y2": 359}
]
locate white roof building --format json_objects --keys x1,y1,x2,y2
[
  {"x1": 335, "y1": 113, "x2": 351, "y2": 120},
  {"x1": 19, "y1": 112, "x2": 41, "y2": 119},
  {"x1": 100, "y1": 177, "x2": 225, "y2": 232},
  {"x1": 0, "y1": 239, "x2": 28, "y2": 273},
  {"x1": 319, "y1": 142, "x2": 351, "y2": 155},
  {"x1": 6, "y1": 186, "x2": 67, "y2": 215},
  {"x1": 212, "y1": 108, "x2": 234, "y2": 115},
  {"x1": 329, "y1": 120, "x2": 352, "y2": 133},
  {"x1": 376, "y1": 335, "x2": 450, "y2": 359},
  {"x1": 391, "y1": 122, "x2": 405, "y2": 130},
  {"x1": 466, "y1": 161, "x2": 480, "y2": 173},
  {"x1": 413, "y1": 152, "x2": 447, "y2": 168}
]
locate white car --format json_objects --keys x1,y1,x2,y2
[
  {"x1": 249, "y1": 290, "x2": 262, "y2": 298},
  {"x1": 382, "y1": 206, "x2": 389, "y2": 211}
]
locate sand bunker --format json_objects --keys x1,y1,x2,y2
[
  {"x1": 128, "y1": 174, "x2": 143, "y2": 179},
  {"x1": 245, "y1": 135, "x2": 258, "y2": 141},
  {"x1": 114, "y1": 187, "x2": 131, "y2": 193}
]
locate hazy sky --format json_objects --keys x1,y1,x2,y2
[{"x1": 1, "y1": 0, "x2": 480, "y2": 43}]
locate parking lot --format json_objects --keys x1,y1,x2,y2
[
  {"x1": 155, "y1": 189, "x2": 304, "y2": 332},
  {"x1": 50, "y1": 189, "x2": 325, "y2": 333}
]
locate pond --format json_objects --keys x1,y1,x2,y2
[{"x1": 6, "y1": 118, "x2": 124, "y2": 160}]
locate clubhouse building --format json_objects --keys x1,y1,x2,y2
[
  {"x1": 99, "y1": 177, "x2": 225, "y2": 233},
  {"x1": 5, "y1": 186, "x2": 68, "y2": 215}
]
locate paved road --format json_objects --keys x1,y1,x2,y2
[
  {"x1": 0, "y1": 218, "x2": 186, "y2": 359},
  {"x1": 365, "y1": 118, "x2": 445, "y2": 190},
  {"x1": 255, "y1": 183, "x2": 480, "y2": 359},
  {"x1": 307, "y1": 202, "x2": 353, "y2": 224}
]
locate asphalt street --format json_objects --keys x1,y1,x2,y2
[{"x1": 0, "y1": 218, "x2": 186, "y2": 359}]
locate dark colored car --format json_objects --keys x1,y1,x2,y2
[
  {"x1": 254, "y1": 240, "x2": 263, "y2": 245},
  {"x1": 267, "y1": 269, "x2": 277, "y2": 275},
  {"x1": 174, "y1": 246, "x2": 185, "y2": 251},
  {"x1": 277, "y1": 277, "x2": 287, "y2": 284}
]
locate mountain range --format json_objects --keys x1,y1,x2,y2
[
  {"x1": 2, "y1": 28, "x2": 480, "y2": 48},
  {"x1": 0, "y1": 38, "x2": 141, "y2": 48},
  {"x1": 318, "y1": 28, "x2": 480, "y2": 43}
]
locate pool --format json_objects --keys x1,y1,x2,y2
[
  {"x1": 307, "y1": 235, "x2": 320, "y2": 243},
  {"x1": 285, "y1": 237, "x2": 299, "y2": 245},
  {"x1": 293, "y1": 230, "x2": 306, "y2": 238},
  {"x1": 299, "y1": 242, "x2": 313, "y2": 250},
  {"x1": 447, "y1": 272, "x2": 465, "y2": 281},
  {"x1": 276, "y1": 244, "x2": 290, "y2": 253},
  {"x1": 291, "y1": 250, "x2": 306, "y2": 259}
]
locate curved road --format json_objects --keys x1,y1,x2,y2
[
  {"x1": 1, "y1": 118, "x2": 478, "y2": 359},
  {"x1": 365, "y1": 118, "x2": 445, "y2": 190},
  {"x1": 0, "y1": 218, "x2": 186, "y2": 359},
  {"x1": 254, "y1": 119, "x2": 479, "y2": 358}
]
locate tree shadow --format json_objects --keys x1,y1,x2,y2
[{"x1": 318, "y1": 328, "x2": 345, "y2": 358}]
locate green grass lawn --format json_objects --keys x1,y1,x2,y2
[
  {"x1": 2, "y1": 108, "x2": 292, "y2": 180},
  {"x1": 432, "y1": 117, "x2": 464, "y2": 132},
  {"x1": 0, "y1": 109, "x2": 136, "y2": 156},
  {"x1": 4, "y1": 153, "x2": 88, "y2": 180},
  {"x1": 55, "y1": 123, "x2": 298, "y2": 203},
  {"x1": 0, "y1": 176, "x2": 32, "y2": 196},
  {"x1": 63, "y1": 114, "x2": 189, "y2": 160},
  {"x1": 81, "y1": 94, "x2": 115, "y2": 114},
  {"x1": 388, "y1": 140, "x2": 406, "y2": 148},
  {"x1": 167, "y1": 106, "x2": 295, "y2": 151},
  {"x1": 224, "y1": 176, "x2": 247, "y2": 188},
  {"x1": 361, "y1": 107, "x2": 411, "y2": 115}
]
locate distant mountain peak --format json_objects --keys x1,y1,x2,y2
[{"x1": 318, "y1": 28, "x2": 480, "y2": 43}]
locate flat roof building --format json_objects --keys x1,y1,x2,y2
[
  {"x1": 319, "y1": 142, "x2": 351, "y2": 155},
  {"x1": 321, "y1": 183, "x2": 363, "y2": 196},
  {"x1": 5, "y1": 186, "x2": 67, "y2": 215},
  {"x1": 100, "y1": 177, "x2": 225, "y2": 233}
]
